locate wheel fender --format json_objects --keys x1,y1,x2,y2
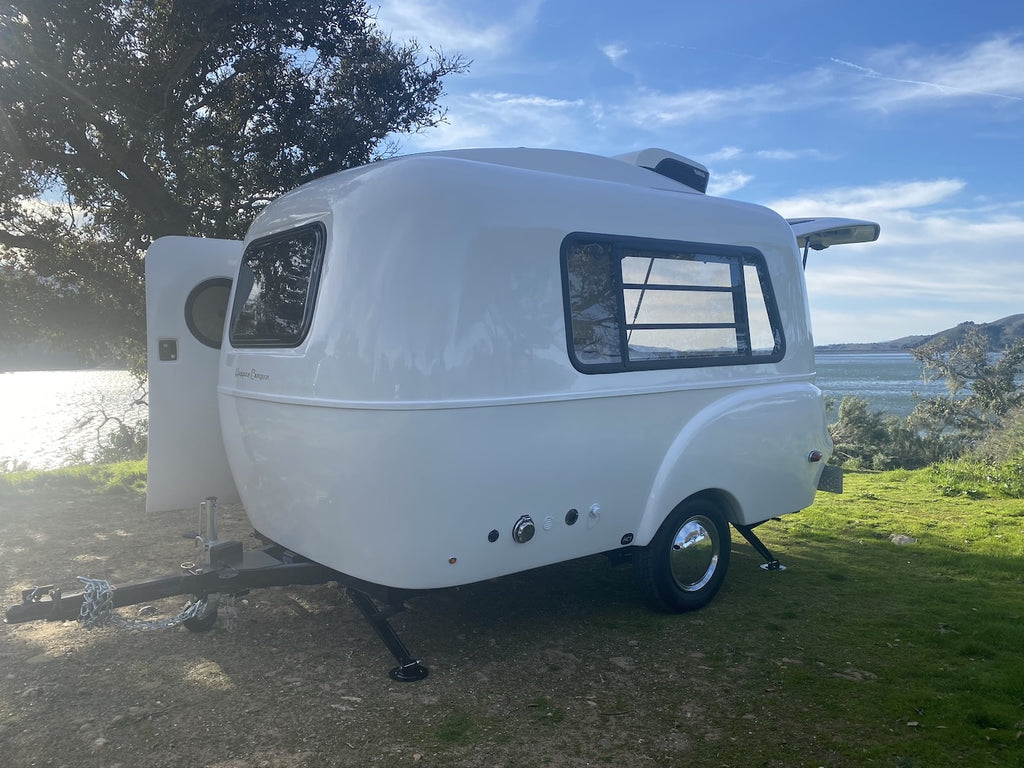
[{"x1": 636, "y1": 382, "x2": 826, "y2": 545}]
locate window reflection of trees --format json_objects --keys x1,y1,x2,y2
[
  {"x1": 566, "y1": 242, "x2": 623, "y2": 364},
  {"x1": 231, "y1": 226, "x2": 321, "y2": 346}
]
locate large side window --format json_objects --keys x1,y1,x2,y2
[
  {"x1": 229, "y1": 223, "x2": 326, "y2": 348},
  {"x1": 561, "y1": 233, "x2": 785, "y2": 372}
]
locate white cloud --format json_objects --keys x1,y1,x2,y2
[
  {"x1": 768, "y1": 179, "x2": 966, "y2": 219},
  {"x1": 704, "y1": 146, "x2": 831, "y2": 164},
  {"x1": 807, "y1": 259, "x2": 1024, "y2": 342},
  {"x1": 754, "y1": 148, "x2": 831, "y2": 161},
  {"x1": 807, "y1": 255, "x2": 1024, "y2": 303},
  {"x1": 794, "y1": 182, "x2": 1024, "y2": 342},
  {"x1": 832, "y1": 35, "x2": 1024, "y2": 109},
  {"x1": 390, "y1": 24, "x2": 1024, "y2": 165},
  {"x1": 707, "y1": 171, "x2": 753, "y2": 197},
  {"x1": 705, "y1": 146, "x2": 743, "y2": 162},
  {"x1": 807, "y1": 247, "x2": 1024, "y2": 344},
  {"x1": 403, "y1": 90, "x2": 590, "y2": 150},
  {"x1": 625, "y1": 83, "x2": 789, "y2": 127},
  {"x1": 372, "y1": 0, "x2": 543, "y2": 55},
  {"x1": 601, "y1": 43, "x2": 629, "y2": 65},
  {"x1": 771, "y1": 176, "x2": 1024, "y2": 343},
  {"x1": 617, "y1": 35, "x2": 1024, "y2": 132},
  {"x1": 386, "y1": 23, "x2": 1024, "y2": 164},
  {"x1": 768, "y1": 180, "x2": 1024, "y2": 256}
]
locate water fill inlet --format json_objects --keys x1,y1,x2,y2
[{"x1": 512, "y1": 515, "x2": 536, "y2": 544}]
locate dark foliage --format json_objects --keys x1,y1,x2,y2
[
  {"x1": 0, "y1": 0, "x2": 467, "y2": 365},
  {"x1": 829, "y1": 396, "x2": 952, "y2": 470}
]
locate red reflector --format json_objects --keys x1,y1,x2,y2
[{"x1": 807, "y1": 451, "x2": 824, "y2": 463}]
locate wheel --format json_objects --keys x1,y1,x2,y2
[
  {"x1": 182, "y1": 593, "x2": 220, "y2": 632},
  {"x1": 635, "y1": 498, "x2": 731, "y2": 613}
]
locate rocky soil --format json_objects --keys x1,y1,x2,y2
[{"x1": 1, "y1": 484, "x2": 825, "y2": 767}]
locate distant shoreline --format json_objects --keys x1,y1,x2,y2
[
  {"x1": 814, "y1": 346, "x2": 918, "y2": 355},
  {"x1": 816, "y1": 314, "x2": 1023, "y2": 355}
]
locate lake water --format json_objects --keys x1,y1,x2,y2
[
  {"x1": 0, "y1": 355, "x2": 945, "y2": 470},
  {"x1": 814, "y1": 352, "x2": 946, "y2": 418},
  {"x1": 0, "y1": 369, "x2": 146, "y2": 470}
]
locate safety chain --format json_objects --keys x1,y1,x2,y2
[{"x1": 76, "y1": 577, "x2": 209, "y2": 632}]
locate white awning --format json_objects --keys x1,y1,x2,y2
[{"x1": 786, "y1": 217, "x2": 880, "y2": 250}]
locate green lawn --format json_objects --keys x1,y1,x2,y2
[{"x1": 749, "y1": 469, "x2": 1024, "y2": 765}]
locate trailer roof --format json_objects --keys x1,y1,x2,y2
[{"x1": 419, "y1": 147, "x2": 706, "y2": 195}]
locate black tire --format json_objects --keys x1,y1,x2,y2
[
  {"x1": 182, "y1": 593, "x2": 220, "y2": 632},
  {"x1": 635, "y1": 498, "x2": 731, "y2": 613}
]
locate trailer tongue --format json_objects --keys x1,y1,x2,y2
[{"x1": 4, "y1": 499, "x2": 430, "y2": 682}]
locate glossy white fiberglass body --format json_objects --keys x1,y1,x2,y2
[{"x1": 149, "y1": 148, "x2": 834, "y2": 591}]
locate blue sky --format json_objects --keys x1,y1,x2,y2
[{"x1": 372, "y1": 0, "x2": 1024, "y2": 345}]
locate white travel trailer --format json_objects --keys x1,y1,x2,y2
[
  {"x1": 143, "y1": 147, "x2": 878, "y2": 621},
  {"x1": 7, "y1": 148, "x2": 879, "y2": 678}
]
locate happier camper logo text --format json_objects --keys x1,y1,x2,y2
[{"x1": 235, "y1": 368, "x2": 270, "y2": 381}]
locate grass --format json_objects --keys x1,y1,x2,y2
[
  {"x1": 0, "y1": 458, "x2": 146, "y2": 495},
  {"x1": 755, "y1": 469, "x2": 1024, "y2": 765},
  {"x1": 930, "y1": 455, "x2": 1024, "y2": 499},
  {"x1": 2, "y1": 461, "x2": 1022, "y2": 766}
]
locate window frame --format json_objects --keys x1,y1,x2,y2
[
  {"x1": 228, "y1": 222, "x2": 327, "y2": 349},
  {"x1": 560, "y1": 232, "x2": 786, "y2": 374}
]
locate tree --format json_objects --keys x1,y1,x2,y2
[
  {"x1": 828, "y1": 328, "x2": 1024, "y2": 471},
  {"x1": 910, "y1": 325, "x2": 1024, "y2": 451},
  {"x1": 0, "y1": 0, "x2": 467, "y2": 366}
]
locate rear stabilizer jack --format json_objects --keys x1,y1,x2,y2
[{"x1": 732, "y1": 522, "x2": 786, "y2": 572}]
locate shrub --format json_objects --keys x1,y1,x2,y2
[
  {"x1": 829, "y1": 396, "x2": 952, "y2": 470},
  {"x1": 972, "y1": 405, "x2": 1024, "y2": 464}
]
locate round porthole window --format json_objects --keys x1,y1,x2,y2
[{"x1": 184, "y1": 278, "x2": 233, "y2": 349}]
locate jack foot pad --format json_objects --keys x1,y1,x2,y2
[{"x1": 390, "y1": 660, "x2": 430, "y2": 682}]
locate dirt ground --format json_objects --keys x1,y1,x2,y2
[{"x1": 1, "y1": 485, "x2": 832, "y2": 768}]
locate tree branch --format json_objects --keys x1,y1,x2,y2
[
  {"x1": 0, "y1": 228, "x2": 50, "y2": 254},
  {"x1": 2, "y1": 31, "x2": 191, "y2": 233}
]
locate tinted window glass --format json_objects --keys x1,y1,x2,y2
[
  {"x1": 229, "y1": 223, "x2": 325, "y2": 347},
  {"x1": 562, "y1": 234, "x2": 784, "y2": 372},
  {"x1": 185, "y1": 277, "x2": 232, "y2": 349}
]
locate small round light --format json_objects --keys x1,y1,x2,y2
[
  {"x1": 807, "y1": 450, "x2": 824, "y2": 463},
  {"x1": 448, "y1": 556, "x2": 457, "y2": 564}
]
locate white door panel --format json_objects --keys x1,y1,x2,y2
[{"x1": 145, "y1": 236, "x2": 242, "y2": 513}]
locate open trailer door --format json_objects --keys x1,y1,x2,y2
[{"x1": 145, "y1": 236, "x2": 242, "y2": 513}]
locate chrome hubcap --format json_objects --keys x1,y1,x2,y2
[{"x1": 669, "y1": 515, "x2": 720, "y2": 591}]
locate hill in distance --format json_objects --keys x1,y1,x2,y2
[{"x1": 816, "y1": 313, "x2": 1024, "y2": 353}]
